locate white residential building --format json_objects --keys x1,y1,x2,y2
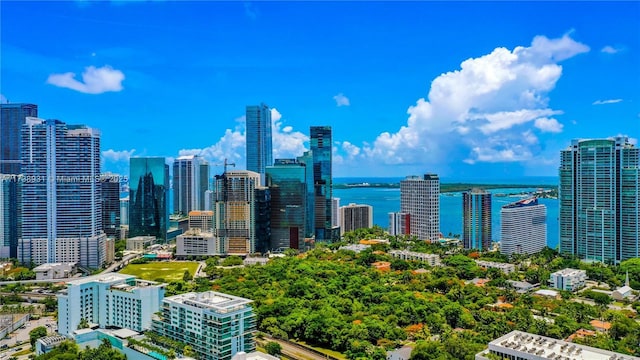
[
  {"x1": 475, "y1": 330, "x2": 640, "y2": 360},
  {"x1": 152, "y1": 291, "x2": 256, "y2": 360},
  {"x1": 501, "y1": 198, "x2": 547, "y2": 256},
  {"x1": 549, "y1": 268, "x2": 587, "y2": 292},
  {"x1": 475, "y1": 260, "x2": 515, "y2": 274},
  {"x1": 400, "y1": 174, "x2": 440, "y2": 242},
  {"x1": 57, "y1": 273, "x2": 165, "y2": 336},
  {"x1": 389, "y1": 250, "x2": 441, "y2": 267},
  {"x1": 388, "y1": 212, "x2": 410, "y2": 236}
]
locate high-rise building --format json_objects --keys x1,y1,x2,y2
[
  {"x1": 332, "y1": 198, "x2": 340, "y2": 228},
  {"x1": 1, "y1": 103, "x2": 38, "y2": 258},
  {"x1": 19, "y1": 118, "x2": 107, "y2": 268},
  {"x1": 214, "y1": 170, "x2": 261, "y2": 255},
  {"x1": 400, "y1": 174, "x2": 440, "y2": 241},
  {"x1": 310, "y1": 126, "x2": 334, "y2": 242},
  {"x1": 246, "y1": 104, "x2": 272, "y2": 186},
  {"x1": 462, "y1": 189, "x2": 492, "y2": 250},
  {"x1": 129, "y1": 157, "x2": 169, "y2": 241},
  {"x1": 57, "y1": 273, "x2": 164, "y2": 336},
  {"x1": 388, "y1": 212, "x2": 411, "y2": 236},
  {"x1": 188, "y1": 210, "x2": 214, "y2": 232},
  {"x1": 100, "y1": 174, "x2": 121, "y2": 239},
  {"x1": 152, "y1": 291, "x2": 256, "y2": 360},
  {"x1": 500, "y1": 198, "x2": 546, "y2": 256},
  {"x1": 173, "y1": 155, "x2": 209, "y2": 216},
  {"x1": 340, "y1": 203, "x2": 373, "y2": 235},
  {"x1": 559, "y1": 137, "x2": 639, "y2": 263},
  {"x1": 296, "y1": 151, "x2": 315, "y2": 238},
  {"x1": 266, "y1": 159, "x2": 307, "y2": 250},
  {"x1": 120, "y1": 197, "x2": 129, "y2": 226}
]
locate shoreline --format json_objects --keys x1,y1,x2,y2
[{"x1": 334, "y1": 182, "x2": 557, "y2": 193}]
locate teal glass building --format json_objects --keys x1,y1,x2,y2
[
  {"x1": 559, "y1": 137, "x2": 639, "y2": 263},
  {"x1": 266, "y1": 159, "x2": 307, "y2": 250},
  {"x1": 129, "y1": 157, "x2": 169, "y2": 241},
  {"x1": 462, "y1": 189, "x2": 492, "y2": 250},
  {"x1": 246, "y1": 103, "x2": 272, "y2": 186}
]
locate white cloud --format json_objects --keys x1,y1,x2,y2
[
  {"x1": 177, "y1": 108, "x2": 309, "y2": 170},
  {"x1": 333, "y1": 93, "x2": 350, "y2": 107},
  {"x1": 592, "y1": 99, "x2": 623, "y2": 105},
  {"x1": 102, "y1": 149, "x2": 136, "y2": 163},
  {"x1": 0, "y1": 94, "x2": 7, "y2": 104},
  {"x1": 349, "y1": 34, "x2": 588, "y2": 166},
  {"x1": 601, "y1": 45, "x2": 620, "y2": 54},
  {"x1": 47, "y1": 65, "x2": 125, "y2": 94},
  {"x1": 534, "y1": 117, "x2": 563, "y2": 133}
]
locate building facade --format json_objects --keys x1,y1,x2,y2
[
  {"x1": 296, "y1": 151, "x2": 315, "y2": 239},
  {"x1": 463, "y1": 189, "x2": 492, "y2": 250},
  {"x1": 310, "y1": 126, "x2": 334, "y2": 242},
  {"x1": 266, "y1": 160, "x2": 307, "y2": 250},
  {"x1": 19, "y1": 118, "x2": 106, "y2": 268},
  {"x1": 100, "y1": 174, "x2": 121, "y2": 239},
  {"x1": 388, "y1": 212, "x2": 411, "y2": 236},
  {"x1": 400, "y1": 174, "x2": 440, "y2": 242},
  {"x1": 57, "y1": 273, "x2": 164, "y2": 336},
  {"x1": 246, "y1": 104, "x2": 273, "y2": 186},
  {"x1": 129, "y1": 157, "x2": 169, "y2": 241},
  {"x1": 173, "y1": 155, "x2": 209, "y2": 216},
  {"x1": 559, "y1": 137, "x2": 639, "y2": 263},
  {"x1": 189, "y1": 210, "x2": 214, "y2": 232},
  {"x1": 339, "y1": 203, "x2": 373, "y2": 235},
  {"x1": 214, "y1": 170, "x2": 261, "y2": 255},
  {"x1": 1, "y1": 103, "x2": 38, "y2": 259},
  {"x1": 176, "y1": 230, "x2": 222, "y2": 257},
  {"x1": 549, "y1": 268, "x2": 587, "y2": 292},
  {"x1": 151, "y1": 291, "x2": 256, "y2": 360},
  {"x1": 501, "y1": 198, "x2": 546, "y2": 257}
]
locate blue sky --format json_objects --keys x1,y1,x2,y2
[{"x1": 2, "y1": 1, "x2": 638, "y2": 179}]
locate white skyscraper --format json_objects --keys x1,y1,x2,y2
[
  {"x1": 400, "y1": 174, "x2": 440, "y2": 241},
  {"x1": 332, "y1": 197, "x2": 340, "y2": 228},
  {"x1": 173, "y1": 155, "x2": 209, "y2": 215},
  {"x1": 19, "y1": 118, "x2": 107, "y2": 268},
  {"x1": 500, "y1": 198, "x2": 547, "y2": 257}
]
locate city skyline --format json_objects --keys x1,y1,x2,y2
[{"x1": 1, "y1": 2, "x2": 638, "y2": 179}]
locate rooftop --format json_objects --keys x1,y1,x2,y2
[
  {"x1": 165, "y1": 291, "x2": 253, "y2": 313},
  {"x1": 38, "y1": 335, "x2": 67, "y2": 346},
  {"x1": 488, "y1": 330, "x2": 639, "y2": 360},
  {"x1": 66, "y1": 273, "x2": 135, "y2": 286},
  {"x1": 502, "y1": 197, "x2": 540, "y2": 209}
]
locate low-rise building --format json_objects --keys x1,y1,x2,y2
[
  {"x1": 475, "y1": 330, "x2": 640, "y2": 360},
  {"x1": 549, "y1": 268, "x2": 587, "y2": 292},
  {"x1": 232, "y1": 351, "x2": 279, "y2": 360},
  {"x1": 33, "y1": 262, "x2": 76, "y2": 280},
  {"x1": 533, "y1": 289, "x2": 560, "y2": 299},
  {"x1": 590, "y1": 320, "x2": 612, "y2": 332},
  {"x1": 507, "y1": 280, "x2": 535, "y2": 293},
  {"x1": 475, "y1": 260, "x2": 515, "y2": 274},
  {"x1": 338, "y1": 244, "x2": 371, "y2": 253},
  {"x1": 35, "y1": 335, "x2": 67, "y2": 355},
  {"x1": 371, "y1": 261, "x2": 391, "y2": 272},
  {"x1": 126, "y1": 236, "x2": 156, "y2": 252},
  {"x1": 176, "y1": 230, "x2": 223, "y2": 257},
  {"x1": 389, "y1": 250, "x2": 441, "y2": 267},
  {"x1": 387, "y1": 345, "x2": 413, "y2": 360},
  {"x1": 612, "y1": 285, "x2": 634, "y2": 301},
  {"x1": 243, "y1": 257, "x2": 269, "y2": 266}
]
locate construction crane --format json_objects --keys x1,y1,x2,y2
[{"x1": 214, "y1": 158, "x2": 236, "y2": 174}]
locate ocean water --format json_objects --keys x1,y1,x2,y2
[{"x1": 333, "y1": 177, "x2": 559, "y2": 249}]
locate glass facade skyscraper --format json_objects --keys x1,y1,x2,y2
[
  {"x1": 559, "y1": 137, "x2": 639, "y2": 263},
  {"x1": 129, "y1": 157, "x2": 169, "y2": 241},
  {"x1": 19, "y1": 118, "x2": 106, "y2": 268},
  {"x1": 266, "y1": 159, "x2": 307, "y2": 250},
  {"x1": 245, "y1": 103, "x2": 272, "y2": 186},
  {"x1": 462, "y1": 189, "x2": 492, "y2": 250},
  {"x1": 310, "y1": 126, "x2": 334, "y2": 242},
  {"x1": 1, "y1": 103, "x2": 37, "y2": 258},
  {"x1": 100, "y1": 174, "x2": 121, "y2": 239},
  {"x1": 173, "y1": 155, "x2": 209, "y2": 215},
  {"x1": 296, "y1": 151, "x2": 315, "y2": 238}
]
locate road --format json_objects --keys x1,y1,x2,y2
[
  {"x1": 257, "y1": 337, "x2": 336, "y2": 360},
  {"x1": 0, "y1": 316, "x2": 57, "y2": 359}
]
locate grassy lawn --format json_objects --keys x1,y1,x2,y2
[{"x1": 119, "y1": 261, "x2": 199, "y2": 282}]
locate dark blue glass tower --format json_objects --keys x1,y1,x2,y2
[
  {"x1": 129, "y1": 157, "x2": 169, "y2": 241},
  {"x1": 309, "y1": 126, "x2": 334, "y2": 242}
]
